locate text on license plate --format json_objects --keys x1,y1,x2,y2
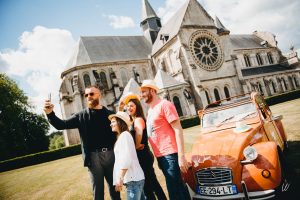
[{"x1": 197, "y1": 185, "x2": 238, "y2": 196}]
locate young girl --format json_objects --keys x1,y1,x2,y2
[
  {"x1": 109, "y1": 111, "x2": 145, "y2": 200},
  {"x1": 122, "y1": 93, "x2": 167, "y2": 200}
]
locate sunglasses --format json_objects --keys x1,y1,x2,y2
[{"x1": 84, "y1": 92, "x2": 96, "y2": 98}]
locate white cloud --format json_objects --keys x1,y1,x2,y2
[
  {"x1": 157, "y1": 0, "x2": 186, "y2": 23},
  {"x1": 157, "y1": 0, "x2": 299, "y2": 53},
  {"x1": 0, "y1": 26, "x2": 77, "y2": 116},
  {"x1": 202, "y1": 0, "x2": 300, "y2": 53},
  {"x1": 103, "y1": 14, "x2": 135, "y2": 29}
]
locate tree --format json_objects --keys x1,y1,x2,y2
[
  {"x1": 49, "y1": 131, "x2": 65, "y2": 150},
  {"x1": 0, "y1": 73, "x2": 50, "y2": 161}
]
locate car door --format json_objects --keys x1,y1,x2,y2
[{"x1": 255, "y1": 94, "x2": 284, "y2": 150}]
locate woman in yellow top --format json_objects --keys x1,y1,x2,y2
[{"x1": 121, "y1": 93, "x2": 167, "y2": 200}]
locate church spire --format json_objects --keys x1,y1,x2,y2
[
  {"x1": 141, "y1": 0, "x2": 158, "y2": 22},
  {"x1": 140, "y1": 0, "x2": 161, "y2": 44},
  {"x1": 215, "y1": 16, "x2": 230, "y2": 35}
]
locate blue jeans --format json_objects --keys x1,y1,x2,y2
[
  {"x1": 125, "y1": 180, "x2": 146, "y2": 200},
  {"x1": 157, "y1": 153, "x2": 190, "y2": 200}
]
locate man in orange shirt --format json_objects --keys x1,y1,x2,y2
[{"x1": 140, "y1": 79, "x2": 190, "y2": 200}]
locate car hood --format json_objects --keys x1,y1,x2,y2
[{"x1": 190, "y1": 123, "x2": 261, "y2": 167}]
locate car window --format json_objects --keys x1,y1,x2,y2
[{"x1": 202, "y1": 103, "x2": 257, "y2": 128}]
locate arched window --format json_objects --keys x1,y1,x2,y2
[
  {"x1": 256, "y1": 53, "x2": 263, "y2": 65},
  {"x1": 71, "y1": 79, "x2": 74, "y2": 92},
  {"x1": 258, "y1": 82, "x2": 264, "y2": 95},
  {"x1": 271, "y1": 81, "x2": 277, "y2": 93},
  {"x1": 214, "y1": 88, "x2": 221, "y2": 101},
  {"x1": 294, "y1": 76, "x2": 299, "y2": 87},
  {"x1": 224, "y1": 86, "x2": 230, "y2": 100},
  {"x1": 244, "y1": 55, "x2": 251, "y2": 67},
  {"x1": 205, "y1": 90, "x2": 210, "y2": 104},
  {"x1": 173, "y1": 96, "x2": 183, "y2": 117},
  {"x1": 120, "y1": 69, "x2": 128, "y2": 87},
  {"x1": 282, "y1": 78, "x2": 287, "y2": 91},
  {"x1": 267, "y1": 53, "x2": 273, "y2": 64},
  {"x1": 100, "y1": 72, "x2": 108, "y2": 90},
  {"x1": 288, "y1": 76, "x2": 295, "y2": 90},
  {"x1": 83, "y1": 74, "x2": 91, "y2": 88}
]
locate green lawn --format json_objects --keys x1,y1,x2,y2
[{"x1": 1, "y1": 99, "x2": 300, "y2": 200}]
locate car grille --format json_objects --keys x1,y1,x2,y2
[{"x1": 196, "y1": 167, "x2": 232, "y2": 185}]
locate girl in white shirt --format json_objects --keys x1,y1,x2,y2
[{"x1": 109, "y1": 111, "x2": 145, "y2": 200}]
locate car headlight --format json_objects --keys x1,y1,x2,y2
[{"x1": 243, "y1": 146, "x2": 258, "y2": 161}]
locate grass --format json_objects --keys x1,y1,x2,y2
[{"x1": 0, "y1": 99, "x2": 300, "y2": 200}]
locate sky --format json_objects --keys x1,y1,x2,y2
[{"x1": 1, "y1": 0, "x2": 299, "y2": 119}]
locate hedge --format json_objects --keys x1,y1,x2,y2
[
  {"x1": 180, "y1": 116, "x2": 200, "y2": 129},
  {"x1": 0, "y1": 144, "x2": 81, "y2": 172},
  {"x1": 1, "y1": 90, "x2": 299, "y2": 172},
  {"x1": 265, "y1": 89, "x2": 300, "y2": 106}
]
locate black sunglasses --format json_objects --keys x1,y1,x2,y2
[{"x1": 84, "y1": 92, "x2": 95, "y2": 98}]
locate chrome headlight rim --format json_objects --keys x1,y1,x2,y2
[{"x1": 243, "y1": 146, "x2": 258, "y2": 161}]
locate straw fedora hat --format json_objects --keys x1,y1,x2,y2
[
  {"x1": 108, "y1": 111, "x2": 131, "y2": 127},
  {"x1": 122, "y1": 92, "x2": 140, "y2": 105},
  {"x1": 139, "y1": 79, "x2": 159, "y2": 91},
  {"x1": 233, "y1": 121, "x2": 251, "y2": 133}
]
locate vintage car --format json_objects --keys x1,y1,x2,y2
[{"x1": 182, "y1": 92, "x2": 292, "y2": 200}]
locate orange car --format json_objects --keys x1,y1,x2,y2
[{"x1": 182, "y1": 92, "x2": 292, "y2": 199}]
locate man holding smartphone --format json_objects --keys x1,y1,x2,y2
[{"x1": 44, "y1": 85, "x2": 120, "y2": 200}]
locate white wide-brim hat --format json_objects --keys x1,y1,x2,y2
[
  {"x1": 108, "y1": 111, "x2": 131, "y2": 127},
  {"x1": 233, "y1": 121, "x2": 251, "y2": 133},
  {"x1": 122, "y1": 92, "x2": 140, "y2": 105},
  {"x1": 139, "y1": 79, "x2": 159, "y2": 91}
]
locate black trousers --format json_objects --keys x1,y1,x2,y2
[
  {"x1": 88, "y1": 150, "x2": 120, "y2": 200},
  {"x1": 137, "y1": 147, "x2": 167, "y2": 200}
]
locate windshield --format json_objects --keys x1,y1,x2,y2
[{"x1": 202, "y1": 103, "x2": 257, "y2": 128}]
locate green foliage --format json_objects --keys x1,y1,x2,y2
[
  {"x1": 265, "y1": 89, "x2": 300, "y2": 106},
  {"x1": 0, "y1": 144, "x2": 81, "y2": 172},
  {"x1": 0, "y1": 73, "x2": 49, "y2": 161},
  {"x1": 180, "y1": 116, "x2": 200, "y2": 129},
  {"x1": 49, "y1": 131, "x2": 65, "y2": 150}
]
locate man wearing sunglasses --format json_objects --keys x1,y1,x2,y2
[{"x1": 44, "y1": 85, "x2": 120, "y2": 200}]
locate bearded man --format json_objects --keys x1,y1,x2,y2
[
  {"x1": 44, "y1": 85, "x2": 120, "y2": 200},
  {"x1": 140, "y1": 79, "x2": 191, "y2": 200}
]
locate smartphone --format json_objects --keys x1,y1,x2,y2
[
  {"x1": 46, "y1": 93, "x2": 51, "y2": 108},
  {"x1": 48, "y1": 93, "x2": 51, "y2": 102}
]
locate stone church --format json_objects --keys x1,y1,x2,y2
[{"x1": 59, "y1": 0, "x2": 300, "y2": 146}]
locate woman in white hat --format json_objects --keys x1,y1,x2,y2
[
  {"x1": 109, "y1": 111, "x2": 145, "y2": 200},
  {"x1": 122, "y1": 93, "x2": 167, "y2": 200}
]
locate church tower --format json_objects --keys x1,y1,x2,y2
[{"x1": 140, "y1": 0, "x2": 161, "y2": 44}]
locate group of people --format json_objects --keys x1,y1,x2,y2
[{"x1": 44, "y1": 79, "x2": 190, "y2": 200}]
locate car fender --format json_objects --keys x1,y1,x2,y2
[{"x1": 242, "y1": 141, "x2": 282, "y2": 191}]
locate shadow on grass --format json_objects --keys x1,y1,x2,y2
[{"x1": 278, "y1": 141, "x2": 300, "y2": 199}]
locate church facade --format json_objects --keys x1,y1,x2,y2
[{"x1": 59, "y1": 0, "x2": 300, "y2": 146}]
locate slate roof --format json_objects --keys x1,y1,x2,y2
[
  {"x1": 152, "y1": 0, "x2": 215, "y2": 55},
  {"x1": 230, "y1": 34, "x2": 270, "y2": 50},
  {"x1": 241, "y1": 64, "x2": 294, "y2": 77},
  {"x1": 215, "y1": 16, "x2": 230, "y2": 35},
  {"x1": 64, "y1": 36, "x2": 152, "y2": 72},
  {"x1": 141, "y1": 0, "x2": 158, "y2": 22}
]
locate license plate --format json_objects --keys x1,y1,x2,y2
[{"x1": 197, "y1": 185, "x2": 238, "y2": 196}]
